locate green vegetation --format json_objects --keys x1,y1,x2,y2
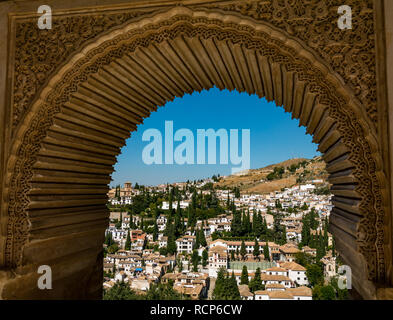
[
  {"x1": 266, "y1": 166, "x2": 285, "y2": 181},
  {"x1": 240, "y1": 265, "x2": 249, "y2": 285},
  {"x1": 312, "y1": 277, "x2": 349, "y2": 300},
  {"x1": 314, "y1": 186, "x2": 331, "y2": 195},
  {"x1": 248, "y1": 267, "x2": 264, "y2": 293},
  {"x1": 103, "y1": 280, "x2": 188, "y2": 300},
  {"x1": 213, "y1": 268, "x2": 240, "y2": 300}
]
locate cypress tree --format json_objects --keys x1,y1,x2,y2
[
  {"x1": 125, "y1": 230, "x2": 131, "y2": 250},
  {"x1": 213, "y1": 268, "x2": 226, "y2": 299},
  {"x1": 249, "y1": 267, "x2": 263, "y2": 292},
  {"x1": 153, "y1": 220, "x2": 158, "y2": 242},
  {"x1": 194, "y1": 229, "x2": 200, "y2": 249},
  {"x1": 252, "y1": 210, "x2": 257, "y2": 235},
  {"x1": 167, "y1": 224, "x2": 176, "y2": 255},
  {"x1": 263, "y1": 243, "x2": 270, "y2": 261},
  {"x1": 240, "y1": 265, "x2": 249, "y2": 285},
  {"x1": 174, "y1": 209, "x2": 182, "y2": 238},
  {"x1": 240, "y1": 240, "x2": 247, "y2": 261},
  {"x1": 202, "y1": 249, "x2": 208, "y2": 267},
  {"x1": 168, "y1": 191, "x2": 173, "y2": 215},
  {"x1": 229, "y1": 271, "x2": 241, "y2": 300},
  {"x1": 253, "y1": 238, "x2": 260, "y2": 260},
  {"x1": 200, "y1": 229, "x2": 207, "y2": 247},
  {"x1": 129, "y1": 211, "x2": 134, "y2": 229},
  {"x1": 231, "y1": 210, "x2": 242, "y2": 237},
  {"x1": 192, "y1": 249, "x2": 199, "y2": 272}
]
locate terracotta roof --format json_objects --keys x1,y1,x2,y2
[
  {"x1": 267, "y1": 290, "x2": 294, "y2": 299},
  {"x1": 287, "y1": 286, "x2": 312, "y2": 297},
  {"x1": 265, "y1": 283, "x2": 286, "y2": 289},
  {"x1": 279, "y1": 244, "x2": 300, "y2": 254},
  {"x1": 266, "y1": 267, "x2": 287, "y2": 272},
  {"x1": 254, "y1": 290, "x2": 269, "y2": 295},
  {"x1": 238, "y1": 285, "x2": 254, "y2": 297},
  {"x1": 280, "y1": 261, "x2": 306, "y2": 271},
  {"x1": 209, "y1": 245, "x2": 227, "y2": 254},
  {"x1": 261, "y1": 274, "x2": 291, "y2": 282}
]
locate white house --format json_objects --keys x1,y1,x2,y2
[
  {"x1": 208, "y1": 245, "x2": 228, "y2": 277},
  {"x1": 279, "y1": 261, "x2": 309, "y2": 286},
  {"x1": 176, "y1": 235, "x2": 195, "y2": 254}
]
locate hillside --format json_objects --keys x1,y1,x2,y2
[{"x1": 216, "y1": 156, "x2": 328, "y2": 194}]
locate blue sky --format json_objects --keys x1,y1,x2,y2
[{"x1": 110, "y1": 87, "x2": 319, "y2": 187}]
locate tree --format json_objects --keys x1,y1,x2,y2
[
  {"x1": 295, "y1": 252, "x2": 314, "y2": 267},
  {"x1": 263, "y1": 243, "x2": 270, "y2": 261},
  {"x1": 115, "y1": 212, "x2": 122, "y2": 229},
  {"x1": 301, "y1": 217, "x2": 311, "y2": 247},
  {"x1": 213, "y1": 268, "x2": 241, "y2": 300},
  {"x1": 107, "y1": 243, "x2": 119, "y2": 254},
  {"x1": 240, "y1": 265, "x2": 249, "y2": 285},
  {"x1": 105, "y1": 232, "x2": 114, "y2": 246},
  {"x1": 174, "y1": 207, "x2": 182, "y2": 238},
  {"x1": 213, "y1": 267, "x2": 226, "y2": 299},
  {"x1": 231, "y1": 210, "x2": 242, "y2": 236},
  {"x1": 234, "y1": 187, "x2": 240, "y2": 199},
  {"x1": 129, "y1": 211, "x2": 134, "y2": 229},
  {"x1": 240, "y1": 240, "x2": 247, "y2": 261},
  {"x1": 200, "y1": 228, "x2": 207, "y2": 247},
  {"x1": 202, "y1": 249, "x2": 208, "y2": 267},
  {"x1": 125, "y1": 230, "x2": 131, "y2": 250},
  {"x1": 312, "y1": 284, "x2": 336, "y2": 300},
  {"x1": 194, "y1": 229, "x2": 200, "y2": 249},
  {"x1": 167, "y1": 224, "x2": 177, "y2": 255},
  {"x1": 192, "y1": 249, "x2": 199, "y2": 272},
  {"x1": 228, "y1": 272, "x2": 241, "y2": 300},
  {"x1": 249, "y1": 267, "x2": 264, "y2": 292},
  {"x1": 330, "y1": 276, "x2": 349, "y2": 300},
  {"x1": 306, "y1": 263, "x2": 324, "y2": 287},
  {"x1": 168, "y1": 191, "x2": 173, "y2": 214},
  {"x1": 146, "y1": 282, "x2": 184, "y2": 300},
  {"x1": 253, "y1": 238, "x2": 260, "y2": 260},
  {"x1": 242, "y1": 211, "x2": 251, "y2": 236},
  {"x1": 153, "y1": 220, "x2": 158, "y2": 242}
]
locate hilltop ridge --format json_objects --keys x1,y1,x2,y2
[{"x1": 216, "y1": 156, "x2": 328, "y2": 194}]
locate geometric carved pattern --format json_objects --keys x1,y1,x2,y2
[
  {"x1": 2, "y1": 2, "x2": 388, "y2": 299},
  {"x1": 11, "y1": 0, "x2": 378, "y2": 131},
  {"x1": 205, "y1": 0, "x2": 378, "y2": 124}
]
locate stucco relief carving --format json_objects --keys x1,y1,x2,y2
[
  {"x1": 4, "y1": 2, "x2": 386, "y2": 292},
  {"x1": 205, "y1": 0, "x2": 378, "y2": 124},
  {"x1": 12, "y1": 10, "x2": 154, "y2": 131},
  {"x1": 12, "y1": 0, "x2": 378, "y2": 131}
]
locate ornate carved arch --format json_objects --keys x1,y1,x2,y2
[{"x1": 1, "y1": 5, "x2": 389, "y2": 299}]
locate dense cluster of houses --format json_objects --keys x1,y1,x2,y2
[{"x1": 104, "y1": 180, "x2": 337, "y2": 300}]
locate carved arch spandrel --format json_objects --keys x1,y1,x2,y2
[{"x1": 2, "y1": 6, "x2": 388, "y2": 298}]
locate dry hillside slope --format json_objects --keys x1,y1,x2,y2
[{"x1": 216, "y1": 157, "x2": 328, "y2": 194}]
